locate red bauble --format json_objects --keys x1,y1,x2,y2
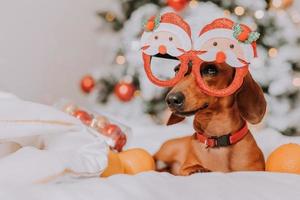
[
  {"x1": 114, "y1": 82, "x2": 136, "y2": 102},
  {"x1": 73, "y1": 110, "x2": 93, "y2": 125},
  {"x1": 114, "y1": 133, "x2": 127, "y2": 152},
  {"x1": 167, "y1": 0, "x2": 188, "y2": 11},
  {"x1": 80, "y1": 75, "x2": 95, "y2": 94},
  {"x1": 102, "y1": 124, "x2": 122, "y2": 138},
  {"x1": 102, "y1": 124, "x2": 127, "y2": 151}
]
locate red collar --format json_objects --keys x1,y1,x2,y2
[{"x1": 195, "y1": 123, "x2": 248, "y2": 148}]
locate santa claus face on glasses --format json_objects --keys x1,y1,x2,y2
[
  {"x1": 141, "y1": 14, "x2": 192, "y2": 58},
  {"x1": 193, "y1": 19, "x2": 259, "y2": 69},
  {"x1": 197, "y1": 37, "x2": 248, "y2": 68},
  {"x1": 142, "y1": 31, "x2": 184, "y2": 57}
]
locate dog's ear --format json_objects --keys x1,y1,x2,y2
[
  {"x1": 236, "y1": 73, "x2": 266, "y2": 124},
  {"x1": 166, "y1": 113, "x2": 185, "y2": 126}
]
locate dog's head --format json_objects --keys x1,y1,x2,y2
[{"x1": 166, "y1": 62, "x2": 266, "y2": 126}]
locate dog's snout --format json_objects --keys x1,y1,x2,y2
[{"x1": 166, "y1": 92, "x2": 185, "y2": 110}]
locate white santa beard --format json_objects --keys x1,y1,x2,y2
[
  {"x1": 197, "y1": 48, "x2": 246, "y2": 68},
  {"x1": 143, "y1": 43, "x2": 184, "y2": 57},
  {"x1": 225, "y1": 51, "x2": 247, "y2": 68},
  {"x1": 140, "y1": 23, "x2": 192, "y2": 52},
  {"x1": 197, "y1": 48, "x2": 218, "y2": 62}
]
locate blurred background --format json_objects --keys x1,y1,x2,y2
[
  {"x1": 0, "y1": 0, "x2": 103, "y2": 104},
  {"x1": 0, "y1": 0, "x2": 300, "y2": 135}
]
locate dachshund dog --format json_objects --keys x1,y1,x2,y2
[{"x1": 154, "y1": 62, "x2": 266, "y2": 175}]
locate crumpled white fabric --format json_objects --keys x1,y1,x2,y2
[{"x1": 0, "y1": 92, "x2": 109, "y2": 183}]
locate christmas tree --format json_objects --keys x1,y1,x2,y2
[{"x1": 80, "y1": 0, "x2": 300, "y2": 135}]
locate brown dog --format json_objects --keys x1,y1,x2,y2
[{"x1": 154, "y1": 62, "x2": 266, "y2": 175}]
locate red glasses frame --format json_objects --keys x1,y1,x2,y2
[{"x1": 142, "y1": 51, "x2": 249, "y2": 97}]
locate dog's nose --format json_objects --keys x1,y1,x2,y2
[{"x1": 166, "y1": 92, "x2": 185, "y2": 110}]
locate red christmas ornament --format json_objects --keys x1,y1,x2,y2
[
  {"x1": 114, "y1": 133, "x2": 127, "y2": 152},
  {"x1": 80, "y1": 75, "x2": 95, "y2": 94},
  {"x1": 102, "y1": 124, "x2": 127, "y2": 151},
  {"x1": 73, "y1": 110, "x2": 93, "y2": 125},
  {"x1": 114, "y1": 82, "x2": 136, "y2": 102},
  {"x1": 102, "y1": 124, "x2": 122, "y2": 138},
  {"x1": 167, "y1": 0, "x2": 188, "y2": 12}
]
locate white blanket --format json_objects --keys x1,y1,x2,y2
[
  {"x1": 0, "y1": 93, "x2": 109, "y2": 183},
  {"x1": 0, "y1": 92, "x2": 299, "y2": 199},
  {"x1": 2, "y1": 172, "x2": 300, "y2": 200},
  {"x1": 0, "y1": 122, "x2": 300, "y2": 199}
]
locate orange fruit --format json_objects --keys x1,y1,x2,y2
[
  {"x1": 101, "y1": 150, "x2": 124, "y2": 177},
  {"x1": 266, "y1": 143, "x2": 300, "y2": 174},
  {"x1": 119, "y1": 148, "x2": 155, "y2": 175}
]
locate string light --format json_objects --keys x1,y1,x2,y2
[
  {"x1": 255, "y1": 10, "x2": 265, "y2": 19},
  {"x1": 105, "y1": 12, "x2": 116, "y2": 22},
  {"x1": 116, "y1": 55, "x2": 126, "y2": 65},
  {"x1": 272, "y1": 0, "x2": 282, "y2": 8},
  {"x1": 224, "y1": 10, "x2": 231, "y2": 17},
  {"x1": 189, "y1": 0, "x2": 198, "y2": 8},
  {"x1": 234, "y1": 6, "x2": 245, "y2": 16},
  {"x1": 271, "y1": 0, "x2": 294, "y2": 9},
  {"x1": 293, "y1": 77, "x2": 300, "y2": 87},
  {"x1": 134, "y1": 90, "x2": 141, "y2": 97},
  {"x1": 268, "y1": 48, "x2": 278, "y2": 58}
]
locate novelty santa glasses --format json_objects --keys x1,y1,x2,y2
[{"x1": 140, "y1": 13, "x2": 260, "y2": 97}]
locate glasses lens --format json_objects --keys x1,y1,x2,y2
[
  {"x1": 199, "y1": 62, "x2": 235, "y2": 90},
  {"x1": 149, "y1": 54, "x2": 181, "y2": 81}
]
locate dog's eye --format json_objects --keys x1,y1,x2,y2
[
  {"x1": 154, "y1": 36, "x2": 158, "y2": 40},
  {"x1": 169, "y1": 37, "x2": 173, "y2": 41},
  {"x1": 213, "y1": 42, "x2": 218, "y2": 46},
  {"x1": 174, "y1": 65, "x2": 180, "y2": 73},
  {"x1": 201, "y1": 64, "x2": 218, "y2": 76},
  {"x1": 230, "y1": 44, "x2": 234, "y2": 49}
]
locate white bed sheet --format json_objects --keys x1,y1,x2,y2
[{"x1": 1, "y1": 122, "x2": 300, "y2": 200}]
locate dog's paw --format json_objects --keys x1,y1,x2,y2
[
  {"x1": 190, "y1": 168, "x2": 211, "y2": 174},
  {"x1": 179, "y1": 165, "x2": 210, "y2": 176},
  {"x1": 155, "y1": 160, "x2": 171, "y2": 172}
]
